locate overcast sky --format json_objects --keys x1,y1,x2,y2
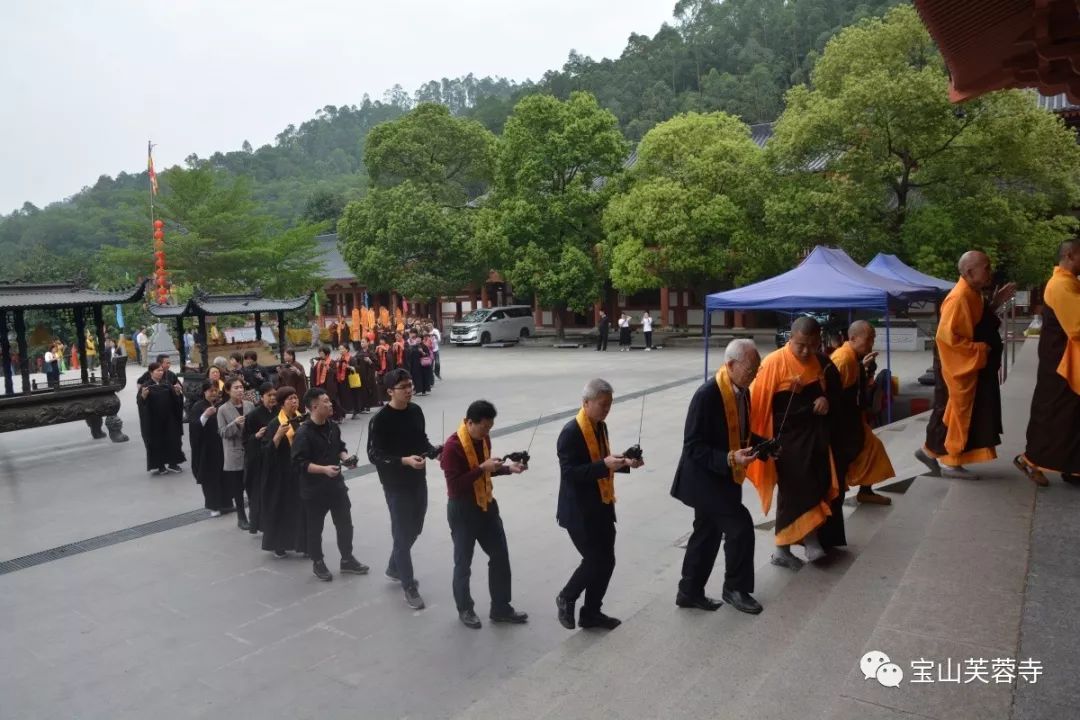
[{"x1": 0, "y1": 0, "x2": 678, "y2": 214}]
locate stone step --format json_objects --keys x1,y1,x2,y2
[{"x1": 453, "y1": 478, "x2": 944, "y2": 720}]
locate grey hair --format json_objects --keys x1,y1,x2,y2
[
  {"x1": 582, "y1": 378, "x2": 614, "y2": 401},
  {"x1": 212, "y1": 356, "x2": 229, "y2": 370},
  {"x1": 724, "y1": 338, "x2": 758, "y2": 364}
]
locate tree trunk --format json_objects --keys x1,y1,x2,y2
[{"x1": 554, "y1": 305, "x2": 566, "y2": 341}]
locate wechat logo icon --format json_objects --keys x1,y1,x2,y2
[{"x1": 861, "y1": 650, "x2": 904, "y2": 688}]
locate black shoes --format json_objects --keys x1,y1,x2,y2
[
  {"x1": 404, "y1": 586, "x2": 426, "y2": 610},
  {"x1": 340, "y1": 556, "x2": 370, "y2": 575},
  {"x1": 313, "y1": 560, "x2": 333, "y2": 582},
  {"x1": 385, "y1": 567, "x2": 400, "y2": 582},
  {"x1": 459, "y1": 609, "x2": 482, "y2": 629},
  {"x1": 721, "y1": 589, "x2": 763, "y2": 615},
  {"x1": 556, "y1": 594, "x2": 576, "y2": 629},
  {"x1": 273, "y1": 550, "x2": 287, "y2": 558},
  {"x1": 166, "y1": 464, "x2": 183, "y2": 474},
  {"x1": 490, "y1": 607, "x2": 529, "y2": 624},
  {"x1": 675, "y1": 592, "x2": 722, "y2": 611},
  {"x1": 579, "y1": 611, "x2": 621, "y2": 630},
  {"x1": 236, "y1": 508, "x2": 250, "y2": 532}
]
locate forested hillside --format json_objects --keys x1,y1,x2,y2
[{"x1": 0, "y1": 0, "x2": 906, "y2": 281}]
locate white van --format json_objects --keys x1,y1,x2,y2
[{"x1": 449, "y1": 305, "x2": 535, "y2": 345}]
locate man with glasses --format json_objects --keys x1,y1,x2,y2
[
  {"x1": 367, "y1": 368, "x2": 441, "y2": 609},
  {"x1": 671, "y1": 339, "x2": 764, "y2": 615}
]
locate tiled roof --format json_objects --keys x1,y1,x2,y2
[
  {"x1": 147, "y1": 291, "x2": 312, "y2": 318},
  {"x1": 0, "y1": 280, "x2": 147, "y2": 310},
  {"x1": 317, "y1": 233, "x2": 353, "y2": 280},
  {"x1": 1037, "y1": 92, "x2": 1080, "y2": 113}
]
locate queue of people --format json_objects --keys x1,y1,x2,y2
[{"x1": 127, "y1": 245, "x2": 1078, "y2": 637}]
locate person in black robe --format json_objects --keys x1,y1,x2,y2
[
  {"x1": 137, "y1": 362, "x2": 186, "y2": 475},
  {"x1": 309, "y1": 347, "x2": 346, "y2": 421},
  {"x1": 596, "y1": 311, "x2": 610, "y2": 351},
  {"x1": 354, "y1": 339, "x2": 380, "y2": 412},
  {"x1": 242, "y1": 382, "x2": 277, "y2": 534},
  {"x1": 276, "y1": 348, "x2": 308, "y2": 399},
  {"x1": 189, "y1": 380, "x2": 230, "y2": 514},
  {"x1": 406, "y1": 330, "x2": 431, "y2": 395},
  {"x1": 261, "y1": 386, "x2": 308, "y2": 556}
]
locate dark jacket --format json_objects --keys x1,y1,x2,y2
[
  {"x1": 290, "y1": 418, "x2": 346, "y2": 498},
  {"x1": 671, "y1": 379, "x2": 756, "y2": 513},
  {"x1": 556, "y1": 417, "x2": 627, "y2": 531}
]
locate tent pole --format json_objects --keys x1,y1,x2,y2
[
  {"x1": 885, "y1": 309, "x2": 893, "y2": 423},
  {"x1": 703, "y1": 309, "x2": 711, "y2": 381}
]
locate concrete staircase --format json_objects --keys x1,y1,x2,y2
[{"x1": 453, "y1": 344, "x2": 1047, "y2": 720}]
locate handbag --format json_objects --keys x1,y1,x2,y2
[
  {"x1": 347, "y1": 370, "x2": 362, "y2": 389},
  {"x1": 420, "y1": 355, "x2": 433, "y2": 367}
]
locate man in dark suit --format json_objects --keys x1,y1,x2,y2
[
  {"x1": 671, "y1": 338, "x2": 764, "y2": 615},
  {"x1": 596, "y1": 311, "x2": 610, "y2": 351},
  {"x1": 555, "y1": 378, "x2": 644, "y2": 631}
]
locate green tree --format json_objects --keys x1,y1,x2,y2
[
  {"x1": 337, "y1": 182, "x2": 489, "y2": 300},
  {"x1": 96, "y1": 166, "x2": 324, "y2": 297},
  {"x1": 605, "y1": 112, "x2": 768, "y2": 297},
  {"x1": 302, "y1": 188, "x2": 346, "y2": 224},
  {"x1": 494, "y1": 92, "x2": 627, "y2": 338},
  {"x1": 339, "y1": 104, "x2": 499, "y2": 303},
  {"x1": 766, "y1": 5, "x2": 1080, "y2": 283}
]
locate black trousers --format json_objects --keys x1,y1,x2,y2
[
  {"x1": 303, "y1": 483, "x2": 354, "y2": 563},
  {"x1": 596, "y1": 332, "x2": 608, "y2": 351},
  {"x1": 222, "y1": 470, "x2": 246, "y2": 512},
  {"x1": 383, "y1": 481, "x2": 428, "y2": 591},
  {"x1": 561, "y1": 519, "x2": 616, "y2": 614},
  {"x1": 678, "y1": 504, "x2": 755, "y2": 597},
  {"x1": 448, "y1": 498, "x2": 512, "y2": 613},
  {"x1": 644, "y1": 331, "x2": 653, "y2": 349}
]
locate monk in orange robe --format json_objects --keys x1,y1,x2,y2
[
  {"x1": 915, "y1": 251, "x2": 1015, "y2": 479},
  {"x1": 749, "y1": 316, "x2": 843, "y2": 570},
  {"x1": 830, "y1": 321, "x2": 895, "y2": 505},
  {"x1": 1016, "y1": 240, "x2": 1080, "y2": 486}
]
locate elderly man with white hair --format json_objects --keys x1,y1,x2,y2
[
  {"x1": 555, "y1": 378, "x2": 645, "y2": 631},
  {"x1": 671, "y1": 338, "x2": 765, "y2": 615}
]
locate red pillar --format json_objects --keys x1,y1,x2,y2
[
  {"x1": 660, "y1": 286, "x2": 670, "y2": 328},
  {"x1": 534, "y1": 296, "x2": 543, "y2": 327},
  {"x1": 481, "y1": 284, "x2": 490, "y2": 308}
]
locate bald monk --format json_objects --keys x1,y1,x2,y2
[
  {"x1": 915, "y1": 251, "x2": 1014, "y2": 479},
  {"x1": 749, "y1": 316, "x2": 843, "y2": 569},
  {"x1": 830, "y1": 321, "x2": 896, "y2": 505},
  {"x1": 1015, "y1": 240, "x2": 1080, "y2": 486}
]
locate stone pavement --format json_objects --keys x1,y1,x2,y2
[{"x1": 2, "y1": 341, "x2": 1072, "y2": 719}]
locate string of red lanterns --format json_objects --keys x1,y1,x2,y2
[{"x1": 153, "y1": 218, "x2": 168, "y2": 303}]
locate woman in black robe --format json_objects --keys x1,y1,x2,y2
[
  {"x1": 242, "y1": 383, "x2": 277, "y2": 534},
  {"x1": 137, "y1": 362, "x2": 186, "y2": 475},
  {"x1": 260, "y1": 386, "x2": 308, "y2": 556},
  {"x1": 189, "y1": 380, "x2": 230, "y2": 515}
]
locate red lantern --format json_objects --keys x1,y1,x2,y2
[
  {"x1": 153, "y1": 219, "x2": 164, "y2": 229},
  {"x1": 154, "y1": 251, "x2": 165, "y2": 261},
  {"x1": 153, "y1": 230, "x2": 164, "y2": 240}
]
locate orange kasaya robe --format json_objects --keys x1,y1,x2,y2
[
  {"x1": 748, "y1": 345, "x2": 840, "y2": 546},
  {"x1": 830, "y1": 342, "x2": 896, "y2": 488},
  {"x1": 925, "y1": 276, "x2": 997, "y2": 466}
]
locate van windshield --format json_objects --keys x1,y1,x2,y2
[{"x1": 460, "y1": 309, "x2": 491, "y2": 323}]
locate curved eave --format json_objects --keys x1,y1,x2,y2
[{"x1": 0, "y1": 279, "x2": 148, "y2": 311}]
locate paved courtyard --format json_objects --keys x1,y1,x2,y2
[{"x1": 5, "y1": 341, "x2": 1072, "y2": 720}]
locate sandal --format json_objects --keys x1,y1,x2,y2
[{"x1": 1013, "y1": 455, "x2": 1049, "y2": 487}]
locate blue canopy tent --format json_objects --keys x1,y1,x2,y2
[
  {"x1": 704, "y1": 246, "x2": 934, "y2": 421},
  {"x1": 865, "y1": 253, "x2": 955, "y2": 294}
]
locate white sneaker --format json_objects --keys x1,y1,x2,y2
[{"x1": 210, "y1": 510, "x2": 222, "y2": 517}]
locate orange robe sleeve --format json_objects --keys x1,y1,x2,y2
[
  {"x1": 936, "y1": 278, "x2": 989, "y2": 457},
  {"x1": 1044, "y1": 267, "x2": 1080, "y2": 396},
  {"x1": 831, "y1": 343, "x2": 860, "y2": 390}
]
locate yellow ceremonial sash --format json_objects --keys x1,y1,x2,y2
[
  {"x1": 458, "y1": 421, "x2": 493, "y2": 511},
  {"x1": 576, "y1": 408, "x2": 615, "y2": 504},
  {"x1": 278, "y1": 408, "x2": 298, "y2": 445},
  {"x1": 715, "y1": 366, "x2": 747, "y2": 485}
]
